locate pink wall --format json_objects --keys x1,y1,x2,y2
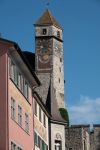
[
  {"x1": 8, "y1": 83, "x2": 34, "y2": 150},
  {"x1": 0, "y1": 43, "x2": 9, "y2": 150},
  {"x1": 0, "y1": 40, "x2": 34, "y2": 150},
  {"x1": 8, "y1": 58, "x2": 34, "y2": 149}
]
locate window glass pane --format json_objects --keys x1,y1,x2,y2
[
  {"x1": 10, "y1": 58, "x2": 29, "y2": 100},
  {"x1": 18, "y1": 105, "x2": 22, "y2": 126},
  {"x1": 11, "y1": 98, "x2": 16, "y2": 120},
  {"x1": 38, "y1": 136, "x2": 41, "y2": 148},
  {"x1": 34, "y1": 101, "x2": 37, "y2": 116},
  {"x1": 43, "y1": 113, "x2": 46, "y2": 127},
  {"x1": 34, "y1": 132, "x2": 38, "y2": 145},
  {"x1": 57, "y1": 31, "x2": 60, "y2": 38},
  {"x1": 18, "y1": 72, "x2": 21, "y2": 89},
  {"x1": 25, "y1": 113, "x2": 29, "y2": 133},
  {"x1": 24, "y1": 80, "x2": 28, "y2": 99},
  {"x1": 39, "y1": 107, "x2": 42, "y2": 122},
  {"x1": 42, "y1": 140, "x2": 45, "y2": 150},
  {"x1": 42, "y1": 29, "x2": 47, "y2": 35}
]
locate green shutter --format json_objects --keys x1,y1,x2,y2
[
  {"x1": 35, "y1": 132, "x2": 38, "y2": 146},
  {"x1": 42, "y1": 140, "x2": 45, "y2": 150}
]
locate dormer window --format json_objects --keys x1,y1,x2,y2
[
  {"x1": 42, "y1": 28, "x2": 47, "y2": 35},
  {"x1": 57, "y1": 31, "x2": 60, "y2": 38}
]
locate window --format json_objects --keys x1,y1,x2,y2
[
  {"x1": 9, "y1": 58, "x2": 29, "y2": 99},
  {"x1": 11, "y1": 142, "x2": 22, "y2": 150},
  {"x1": 42, "y1": 140, "x2": 45, "y2": 150},
  {"x1": 55, "y1": 140, "x2": 62, "y2": 150},
  {"x1": 34, "y1": 132, "x2": 38, "y2": 146},
  {"x1": 59, "y1": 78, "x2": 60, "y2": 83},
  {"x1": 17, "y1": 147, "x2": 22, "y2": 150},
  {"x1": 20, "y1": 76, "x2": 24, "y2": 92},
  {"x1": 24, "y1": 80, "x2": 28, "y2": 99},
  {"x1": 59, "y1": 67, "x2": 61, "y2": 72},
  {"x1": 34, "y1": 101, "x2": 37, "y2": 116},
  {"x1": 42, "y1": 29, "x2": 47, "y2": 35},
  {"x1": 57, "y1": 31, "x2": 60, "y2": 38},
  {"x1": 38, "y1": 136, "x2": 41, "y2": 148},
  {"x1": 39, "y1": 107, "x2": 42, "y2": 122},
  {"x1": 18, "y1": 72, "x2": 21, "y2": 89},
  {"x1": 69, "y1": 148, "x2": 72, "y2": 150},
  {"x1": 34, "y1": 134, "x2": 48, "y2": 150},
  {"x1": 11, "y1": 98, "x2": 16, "y2": 120},
  {"x1": 60, "y1": 57, "x2": 62, "y2": 62},
  {"x1": 43, "y1": 113, "x2": 46, "y2": 127},
  {"x1": 25, "y1": 113, "x2": 29, "y2": 133},
  {"x1": 11, "y1": 142, "x2": 16, "y2": 150},
  {"x1": 18, "y1": 105, "x2": 22, "y2": 126}
]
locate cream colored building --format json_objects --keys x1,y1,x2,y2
[{"x1": 33, "y1": 92, "x2": 50, "y2": 150}]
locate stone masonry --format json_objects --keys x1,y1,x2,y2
[
  {"x1": 65, "y1": 125, "x2": 100, "y2": 150},
  {"x1": 65, "y1": 125, "x2": 90, "y2": 150}
]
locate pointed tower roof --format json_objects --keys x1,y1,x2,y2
[{"x1": 34, "y1": 9, "x2": 62, "y2": 29}]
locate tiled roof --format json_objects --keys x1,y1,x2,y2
[{"x1": 34, "y1": 9, "x2": 62, "y2": 29}]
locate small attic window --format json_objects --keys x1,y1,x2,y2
[
  {"x1": 57, "y1": 31, "x2": 60, "y2": 38},
  {"x1": 42, "y1": 28, "x2": 47, "y2": 35}
]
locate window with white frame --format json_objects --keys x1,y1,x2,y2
[
  {"x1": 24, "y1": 80, "x2": 28, "y2": 99},
  {"x1": 25, "y1": 113, "x2": 29, "y2": 133},
  {"x1": 34, "y1": 132, "x2": 48, "y2": 150},
  {"x1": 34, "y1": 131, "x2": 38, "y2": 146},
  {"x1": 43, "y1": 113, "x2": 46, "y2": 127},
  {"x1": 11, "y1": 142, "x2": 22, "y2": 150},
  {"x1": 11, "y1": 98, "x2": 16, "y2": 120},
  {"x1": 34, "y1": 100, "x2": 37, "y2": 116},
  {"x1": 18, "y1": 105, "x2": 22, "y2": 126},
  {"x1": 9, "y1": 58, "x2": 29, "y2": 100},
  {"x1": 39, "y1": 107, "x2": 42, "y2": 122}
]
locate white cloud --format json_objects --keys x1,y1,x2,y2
[{"x1": 68, "y1": 96, "x2": 100, "y2": 125}]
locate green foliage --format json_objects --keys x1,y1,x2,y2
[{"x1": 59, "y1": 108, "x2": 69, "y2": 125}]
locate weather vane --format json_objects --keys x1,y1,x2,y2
[{"x1": 46, "y1": 0, "x2": 50, "y2": 9}]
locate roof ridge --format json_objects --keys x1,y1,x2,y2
[{"x1": 47, "y1": 9, "x2": 54, "y2": 24}]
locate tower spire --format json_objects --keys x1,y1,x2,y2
[{"x1": 34, "y1": 9, "x2": 62, "y2": 29}]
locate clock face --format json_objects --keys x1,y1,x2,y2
[
  {"x1": 39, "y1": 54, "x2": 51, "y2": 63},
  {"x1": 36, "y1": 38, "x2": 52, "y2": 55},
  {"x1": 36, "y1": 38, "x2": 52, "y2": 63}
]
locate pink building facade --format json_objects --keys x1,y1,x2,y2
[{"x1": 0, "y1": 39, "x2": 40, "y2": 150}]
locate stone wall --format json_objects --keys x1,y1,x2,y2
[
  {"x1": 92, "y1": 125, "x2": 100, "y2": 150},
  {"x1": 65, "y1": 124, "x2": 100, "y2": 150},
  {"x1": 65, "y1": 126, "x2": 83, "y2": 150},
  {"x1": 65, "y1": 125, "x2": 90, "y2": 150}
]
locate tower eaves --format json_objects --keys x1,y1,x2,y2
[{"x1": 34, "y1": 9, "x2": 63, "y2": 30}]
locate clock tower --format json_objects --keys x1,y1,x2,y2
[
  {"x1": 34, "y1": 9, "x2": 64, "y2": 108},
  {"x1": 34, "y1": 9, "x2": 66, "y2": 150}
]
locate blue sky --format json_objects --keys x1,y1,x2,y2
[{"x1": 0, "y1": 0, "x2": 100, "y2": 125}]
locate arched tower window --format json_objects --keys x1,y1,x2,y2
[{"x1": 42, "y1": 28, "x2": 47, "y2": 35}]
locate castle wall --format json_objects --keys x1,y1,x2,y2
[
  {"x1": 93, "y1": 125, "x2": 100, "y2": 150},
  {"x1": 65, "y1": 125, "x2": 90, "y2": 150}
]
